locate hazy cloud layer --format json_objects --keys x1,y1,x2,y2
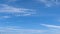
[{"x1": 0, "y1": 26, "x2": 46, "y2": 34}]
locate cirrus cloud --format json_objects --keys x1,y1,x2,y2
[
  {"x1": 40, "y1": 24, "x2": 60, "y2": 29},
  {"x1": 37, "y1": 0, "x2": 60, "y2": 7},
  {"x1": 0, "y1": 26, "x2": 46, "y2": 34},
  {"x1": 0, "y1": 4, "x2": 36, "y2": 16}
]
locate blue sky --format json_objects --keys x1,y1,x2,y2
[{"x1": 0, "y1": 0, "x2": 60, "y2": 34}]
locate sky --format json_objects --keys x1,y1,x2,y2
[{"x1": 0, "y1": 0, "x2": 60, "y2": 34}]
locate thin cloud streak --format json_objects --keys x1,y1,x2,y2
[
  {"x1": 0, "y1": 4, "x2": 36, "y2": 16},
  {"x1": 0, "y1": 16, "x2": 11, "y2": 18},
  {"x1": 40, "y1": 24, "x2": 60, "y2": 29},
  {"x1": 37, "y1": 0, "x2": 60, "y2": 7}
]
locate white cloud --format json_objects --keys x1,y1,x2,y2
[
  {"x1": 0, "y1": 16, "x2": 11, "y2": 18},
  {"x1": 40, "y1": 24, "x2": 60, "y2": 34},
  {"x1": 37, "y1": 0, "x2": 60, "y2": 7},
  {"x1": 7, "y1": 0, "x2": 17, "y2": 2},
  {"x1": 0, "y1": 26, "x2": 60, "y2": 34},
  {"x1": 40, "y1": 24, "x2": 60, "y2": 29},
  {"x1": 0, "y1": 4, "x2": 36, "y2": 16},
  {"x1": 0, "y1": 26, "x2": 46, "y2": 34},
  {"x1": 5, "y1": 0, "x2": 17, "y2": 3}
]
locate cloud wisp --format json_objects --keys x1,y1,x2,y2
[
  {"x1": 37, "y1": 0, "x2": 60, "y2": 7},
  {"x1": 0, "y1": 16, "x2": 11, "y2": 19},
  {"x1": 0, "y1": 26, "x2": 46, "y2": 34},
  {"x1": 0, "y1": 4, "x2": 36, "y2": 16},
  {"x1": 4, "y1": 0, "x2": 17, "y2": 3},
  {"x1": 0, "y1": 26, "x2": 60, "y2": 34},
  {"x1": 41, "y1": 24, "x2": 60, "y2": 29},
  {"x1": 40, "y1": 24, "x2": 60, "y2": 34}
]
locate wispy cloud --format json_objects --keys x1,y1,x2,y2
[
  {"x1": 40, "y1": 24, "x2": 60, "y2": 34},
  {"x1": 5, "y1": 0, "x2": 17, "y2": 3},
  {"x1": 37, "y1": 0, "x2": 60, "y2": 7},
  {"x1": 0, "y1": 4, "x2": 36, "y2": 16},
  {"x1": 0, "y1": 16, "x2": 11, "y2": 18},
  {"x1": 7, "y1": 0, "x2": 17, "y2": 2},
  {"x1": 40, "y1": 24, "x2": 60, "y2": 29},
  {"x1": 0, "y1": 26, "x2": 46, "y2": 34},
  {"x1": 0, "y1": 26, "x2": 60, "y2": 34}
]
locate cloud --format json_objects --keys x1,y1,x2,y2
[
  {"x1": 37, "y1": 0, "x2": 60, "y2": 7},
  {"x1": 40, "y1": 24, "x2": 60, "y2": 29},
  {"x1": 5, "y1": 0, "x2": 17, "y2": 3},
  {"x1": 0, "y1": 26, "x2": 46, "y2": 34},
  {"x1": 0, "y1": 16, "x2": 11, "y2": 18},
  {"x1": 0, "y1": 26, "x2": 60, "y2": 34},
  {"x1": 7, "y1": 0, "x2": 17, "y2": 2},
  {"x1": 40, "y1": 24, "x2": 60, "y2": 34},
  {"x1": 0, "y1": 4, "x2": 36, "y2": 16}
]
